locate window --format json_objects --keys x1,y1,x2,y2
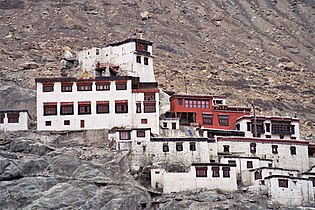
[
  {"x1": 219, "y1": 115, "x2": 229, "y2": 126},
  {"x1": 172, "y1": 123, "x2": 177, "y2": 129},
  {"x1": 280, "y1": 134, "x2": 284, "y2": 139},
  {"x1": 247, "y1": 122, "x2": 251, "y2": 131},
  {"x1": 178, "y1": 99, "x2": 182, "y2": 105},
  {"x1": 163, "y1": 122, "x2": 167, "y2": 128},
  {"x1": 144, "y1": 93, "x2": 155, "y2": 101},
  {"x1": 77, "y1": 82, "x2": 92, "y2": 91},
  {"x1": 96, "y1": 48, "x2": 100, "y2": 55},
  {"x1": 176, "y1": 142, "x2": 183, "y2": 151},
  {"x1": 115, "y1": 101, "x2": 128, "y2": 113},
  {"x1": 190, "y1": 142, "x2": 196, "y2": 151},
  {"x1": 60, "y1": 102, "x2": 74, "y2": 115},
  {"x1": 0, "y1": 114, "x2": 4, "y2": 124},
  {"x1": 266, "y1": 135, "x2": 271, "y2": 138},
  {"x1": 250, "y1": 143, "x2": 256, "y2": 153},
  {"x1": 144, "y1": 102, "x2": 156, "y2": 113},
  {"x1": 290, "y1": 146, "x2": 296, "y2": 155},
  {"x1": 43, "y1": 103, "x2": 57, "y2": 116},
  {"x1": 196, "y1": 167, "x2": 207, "y2": 177},
  {"x1": 247, "y1": 161, "x2": 253, "y2": 169},
  {"x1": 184, "y1": 99, "x2": 210, "y2": 108},
  {"x1": 64, "y1": 120, "x2": 70, "y2": 125},
  {"x1": 278, "y1": 179, "x2": 288, "y2": 188},
  {"x1": 96, "y1": 82, "x2": 110, "y2": 91},
  {"x1": 268, "y1": 163, "x2": 272, "y2": 167},
  {"x1": 61, "y1": 83, "x2": 72, "y2": 92},
  {"x1": 43, "y1": 83, "x2": 54, "y2": 92},
  {"x1": 45, "y1": 121, "x2": 51, "y2": 126},
  {"x1": 266, "y1": 123, "x2": 270, "y2": 132},
  {"x1": 223, "y1": 145, "x2": 230, "y2": 153},
  {"x1": 78, "y1": 102, "x2": 91, "y2": 115},
  {"x1": 272, "y1": 145, "x2": 278, "y2": 154},
  {"x1": 222, "y1": 167, "x2": 230, "y2": 178},
  {"x1": 96, "y1": 101, "x2": 109, "y2": 114},
  {"x1": 163, "y1": 144, "x2": 169, "y2": 152},
  {"x1": 80, "y1": 120, "x2": 85, "y2": 128},
  {"x1": 141, "y1": 119, "x2": 148, "y2": 124},
  {"x1": 202, "y1": 114, "x2": 213, "y2": 125},
  {"x1": 236, "y1": 124, "x2": 240, "y2": 130},
  {"x1": 291, "y1": 125, "x2": 295, "y2": 135},
  {"x1": 116, "y1": 82, "x2": 127, "y2": 90},
  {"x1": 254, "y1": 171, "x2": 262, "y2": 180},
  {"x1": 119, "y1": 131, "x2": 131, "y2": 140},
  {"x1": 137, "y1": 130, "x2": 145, "y2": 137},
  {"x1": 212, "y1": 167, "x2": 220, "y2": 177},
  {"x1": 310, "y1": 177, "x2": 315, "y2": 187},
  {"x1": 7, "y1": 112, "x2": 19, "y2": 123},
  {"x1": 136, "y1": 56, "x2": 141, "y2": 63},
  {"x1": 136, "y1": 102, "x2": 141, "y2": 113},
  {"x1": 136, "y1": 43, "x2": 148, "y2": 52},
  {"x1": 272, "y1": 122, "x2": 291, "y2": 134},
  {"x1": 144, "y1": 57, "x2": 149, "y2": 65}
]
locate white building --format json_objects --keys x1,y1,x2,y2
[
  {"x1": 217, "y1": 137, "x2": 309, "y2": 172},
  {"x1": 235, "y1": 116, "x2": 300, "y2": 140},
  {"x1": 0, "y1": 110, "x2": 30, "y2": 131},
  {"x1": 77, "y1": 38, "x2": 155, "y2": 82},
  {"x1": 265, "y1": 175, "x2": 314, "y2": 206},
  {"x1": 151, "y1": 163, "x2": 237, "y2": 193},
  {"x1": 35, "y1": 76, "x2": 160, "y2": 134}
]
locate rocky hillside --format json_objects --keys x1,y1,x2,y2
[{"x1": 0, "y1": 0, "x2": 314, "y2": 135}]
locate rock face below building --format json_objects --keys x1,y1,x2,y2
[{"x1": 0, "y1": 131, "x2": 312, "y2": 209}]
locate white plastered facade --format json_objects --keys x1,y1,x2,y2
[{"x1": 0, "y1": 111, "x2": 30, "y2": 131}]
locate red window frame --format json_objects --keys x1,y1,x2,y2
[
  {"x1": 96, "y1": 101, "x2": 109, "y2": 114},
  {"x1": 116, "y1": 81, "x2": 127, "y2": 90},
  {"x1": 141, "y1": 119, "x2": 148, "y2": 124},
  {"x1": 0, "y1": 113, "x2": 4, "y2": 124},
  {"x1": 222, "y1": 167, "x2": 230, "y2": 178},
  {"x1": 43, "y1": 103, "x2": 57, "y2": 116},
  {"x1": 119, "y1": 131, "x2": 131, "y2": 140},
  {"x1": 212, "y1": 167, "x2": 220, "y2": 177},
  {"x1": 61, "y1": 83, "x2": 73, "y2": 92},
  {"x1": 77, "y1": 82, "x2": 92, "y2": 91},
  {"x1": 78, "y1": 101, "x2": 91, "y2": 115},
  {"x1": 144, "y1": 102, "x2": 156, "y2": 113},
  {"x1": 7, "y1": 112, "x2": 19, "y2": 123},
  {"x1": 60, "y1": 102, "x2": 74, "y2": 115},
  {"x1": 96, "y1": 82, "x2": 110, "y2": 91},
  {"x1": 43, "y1": 83, "x2": 54, "y2": 92},
  {"x1": 144, "y1": 57, "x2": 149, "y2": 65},
  {"x1": 137, "y1": 130, "x2": 146, "y2": 137},
  {"x1": 115, "y1": 101, "x2": 128, "y2": 113}
]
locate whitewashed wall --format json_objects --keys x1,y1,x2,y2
[
  {"x1": 151, "y1": 165, "x2": 237, "y2": 193},
  {"x1": 0, "y1": 111, "x2": 29, "y2": 131}
]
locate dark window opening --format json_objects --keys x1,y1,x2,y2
[
  {"x1": 247, "y1": 161, "x2": 253, "y2": 169},
  {"x1": 202, "y1": 114, "x2": 213, "y2": 125},
  {"x1": 190, "y1": 142, "x2": 196, "y2": 151},
  {"x1": 219, "y1": 115, "x2": 229, "y2": 126},
  {"x1": 141, "y1": 119, "x2": 148, "y2": 124},
  {"x1": 96, "y1": 102, "x2": 109, "y2": 114},
  {"x1": 96, "y1": 82, "x2": 110, "y2": 91},
  {"x1": 272, "y1": 122, "x2": 291, "y2": 135},
  {"x1": 250, "y1": 143, "x2": 256, "y2": 153},
  {"x1": 43, "y1": 84, "x2": 54, "y2": 92},
  {"x1": 78, "y1": 102, "x2": 91, "y2": 115},
  {"x1": 266, "y1": 135, "x2": 271, "y2": 138},
  {"x1": 115, "y1": 102, "x2": 128, "y2": 113},
  {"x1": 0, "y1": 114, "x2": 5, "y2": 124},
  {"x1": 144, "y1": 57, "x2": 149, "y2": 65},
  {"x1": 96, "y1": 49, "x2": 100, "y2": 55},
  {"x1": 291, "y1": 125, "x2": 295, "y2": 135},
  {"x1": 178, "y1": 99, "x2": 182, "y2": 105},
  {"x1": 137, "y1": 130, "x2": 145, "y2": 137},
  {"x1": 254, "y1": 171, "x2": 262, "y2": 180},
  {"x1": 45, "y1": 121, "x2": 51, "y2": 126},
  {"x1": 64, "y1": 120, "x2": 70, "y2": 125},
  {"x1": 236, "y1": 124, "x2": 240, "y2": 130},
  {"x1": 163, "y1": 144, "x2": 169, "y2": 152},
  {"x1": 136, "y1": 56, "x2": 141, "y2": 63},
  {"x1": 176, "y1": 142, "x2": 183, "y2": 152},
  {"x1": 116, "y1": 83, "x2": 127, "y2": 90},
  {"x1": 163, "y1": 122, "x2": 167, "y2": 128},
  {"x1": 44, "y1": 104, "x2": 57, "y2": 116},
  {"x1": 136, "y1": 102, "x2": 141, "y2": 113},
  {"x1": 266, "y1": 123, "x2": 271, "y2": 132},
  {"x1": 212, "y1": 167, "x2": 220, "y2": 177},
  {"x1": 272, "y1": 145, "x2": 278, "y2": 154},
  {"x1": 61, "y1": 83, "x2": 73, "y2": 92},
  {"x1": 77, "y1": 83, "x2": 92, "y2": 91},
  {"x1": 144, "y1": 93, "x2": 155, "y2": 101},
  {"x1": 223, "y1": 145, "x2": 230, "y2": 153},
  {"x1": 279, "y1": 134, "x2": 284, "y2": 139},
  {"x1": 290, "y1": 146, "x2": 296, "y2": 155},
  {"x1": 228, "y1": 160, "x2": 236, "y2": 165},
  {"x1": 177, "y1": 112, "x2": 196, "y2": 125},
  {"x1": 247, "y1": 122, "x2": 251, "y2": 131},
  {"x1": 60, "y1": 104, "x2": 74, "y2": 115},
  {"x1": 172, "y1": 122, "x2": 177, "y2": 129},
  {"x1": 196, "y1": 167, "x2": 207, "y2": 177},
  {"x1": 278, "y1": 179, "x2": 288, "y2": 188},
  {"x1": 119, "y1": 131, "x2": 131, "y2": 140},
  {"x1": 222, "y1": 167, "x2": 230, "y2": 178},
  {"x1": 144, "y1": 102, "x2": 156, "y2": 113}
]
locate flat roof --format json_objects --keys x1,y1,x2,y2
[
  {"x1": 192, "y1": 162, "x2": 236, "y2": 167},
  {"x1": 248, "y1": 167, "x2": 299, "y2": 172},
  {"x1": 221, "y1": 156, "x2": 273, "y2": 161},
  {"x1": 170, "y1": 94, "x2": 225, "y2": 101},
  {"x1": 150, "y1": 137, "x2": 215, "y2": 142},
  {"x1": 265, "y1": 175, "x2": 310, "y2": 181},
  {"x1": 236, "y1": 115, "x2": 299, "y2": 122},
  {"x1": 35, "y1": 76, "x2": 140, "y2": 83},
  {"x1": 0, "y1": 109, "x2": 29, "y2": 113},
  {"x1": 217, "y1": 137, "x2": 309, "y2": 145},
  {"x1": 106, "y1": 38, "x2": 153, "y2": 47}
]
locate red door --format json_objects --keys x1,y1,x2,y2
[{"x1": 80, "y1": 120, "x2": 85, "y2": 128}]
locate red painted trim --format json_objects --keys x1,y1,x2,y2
[
  {"x1": 60, "y1": 102, "x2": 74, "y2": 105},
  {"x1": 96, "y1": 101, "x2": 109, "y2": 104},
  {"x1": 132, "y1": 88, "x2": 159, "y2": 93},
  {"x1": 217, "y1": 137, "x2": 309, "y2": 145},
  {"x1": 95, "y1": 81, "x2": 111, "y2": 85},
  {"x1": 115, "y1": 80, "x2": 127, "y2": 84},
  {"x1": 43, "y1": 83, "x2": 54, "y2": 86},
  {"x1": 78, "y1": 101, "x2": 91, "y2": 105},
  {"x1": 115, "y1": 100, "x2": 128, "y2": 103},
  {"x1": 236, "y1": 115, "x2": 299, "y2": 122},
  {"x1": 44, "y1": 102, "x2": 57, "y2": 105}
]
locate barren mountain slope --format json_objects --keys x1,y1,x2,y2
[{"x1": 0, "y1": 0, "x2": 314, "y2": 136}]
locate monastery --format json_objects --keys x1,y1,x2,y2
[{"x1": 2, "y1": 38, "x2": 315, "y2": 207}]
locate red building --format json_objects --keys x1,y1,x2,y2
[{"x1": 169, "y1": 94, "x2": 251, "y2": 130}]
